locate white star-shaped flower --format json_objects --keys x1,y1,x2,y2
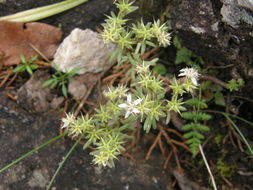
[
  {"x1": 136, "y1": 61, "x2": 150, "y2": 74},
  {"x1": 118, "y1": 94, "x2": 142, "y2": 118},
  {"x1": 178, "y1": 67, "x2": 200, "y2": 86},
  {"x1": 157, "y1": 31, "x2": 171, "y2": 47},
  {"x1": 61, "y1": 113, "x2": 75, "y2": 129}
]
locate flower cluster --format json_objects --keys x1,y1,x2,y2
[
  {"x1": 101, "y1": 0, "x2": 171, "y2": 51},
  {"x1": 60, "y1": 0, "x2": 202, "y2": 168},
  {"x1": 61, "y1": 67, "x2": 200, "y2": 167}
]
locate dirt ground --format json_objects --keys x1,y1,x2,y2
[{"x1": 0, "y1": 91, "x2": 174, "y2": 190}]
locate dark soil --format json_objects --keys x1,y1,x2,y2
[{"x1": 0, "y1": 92, "x2": 174, "y2": 190}]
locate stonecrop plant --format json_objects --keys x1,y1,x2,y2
[{"x1": 61, "y1": 0, "x2": 203, "y2": 168}]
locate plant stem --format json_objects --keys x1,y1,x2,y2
[
  {"x1": 199, "y1": 144, "x2": 218, "y2": 190},
  {"x1": 0, "y1": 0, "x2": 89, "y2": 22},
  {"x1": 0, "y1": 133, "x2": 66, "y2": 173},
  {"x1": 225, "y1": 115, "x2": 253, "y2": 155},
  {"x1": 46, "y1": 135, "x2": 90, "y2": 190}
]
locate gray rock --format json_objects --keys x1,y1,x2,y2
[
  {"x1": 68, "y1": 77, "x2": 87, "y2": 100},
  {"x1": 28, "y1": 169, "x2": 49, "y2": 188},
  {"x1": 221, "y1": 0, "x2": 253, "y2": 28},
  {"x1": 171, "y1": 0, "x2": 253, "y2": 64},
  {"x1": 17, "y1": 70, "x2": 64, "y2": 113},
  {"x1": 171, "y1": 0, "x2": 253, "y2": 98},
  {"x1": 237, "y1": 0, "x2": 253, "y2": 11},
  {"x1": 54, "y1": 28, "x2": 116, "y2": 75}
]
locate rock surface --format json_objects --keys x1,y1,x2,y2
[
  {"x1": 54, "y1": 28, "x2": 116, "y2": 75},
  {"x1": 170, "y1": 0, "x2": 253, "y2": 99},
  {"x1": 171, "y1": 0, "x2": 253, "y2": 70},
  {"x1": 68, "y1": 77, "x2": 87, "y2": 100},
  {"x1": 221, "y1": 0, "x2": 253, "y2": 28},
  {"x1": 16, "y1": 70, "x2": 64, "y2": 113}
]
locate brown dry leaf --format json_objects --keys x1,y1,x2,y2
[{"x1": 0, "y1": 21, "x2": 62, "y2": 66}]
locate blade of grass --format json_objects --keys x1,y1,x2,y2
[
  {"x1": 46, "y1": 135, "x2": 90, "y2": 190},
  {"x1": 226, "y1": 113, "x2": 253, "y2": 128},
  {"x1": 0, "y1": 0, "x2": 89, "y2": 22},
  {"x1": 0, "y1": 133, "x2": 66, "y2": 173},
  {"x1": 224, "y1": 114, "x2": 253, "y2": 155}
]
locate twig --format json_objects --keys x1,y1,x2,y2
[
  {"x1": 0, "y1": 70, "x2": 12, "y2": 88},
  {"x1": 5, "y1": 92, "x2": 17, "y2": 101},
  {"x1": 231, "y1": 95, "x2": 253, "y2": 104},
  {"x1": 145, "y1": 130, "x2": 162, "y2": 160},
  {"x1": 199, "y1": 144, "x2": 218, "y2": 190},
  {"x1": 158, "y1": 137, "x2": 166, "y2": 157},
  {"x1": 73, "y1": 64, "x2": 113, "y2": 117},
  {"x1": 165, "y1": 128, "x2": 184, "y2": 140},
  {"x1": 29, "y1": 43, "x2": 50, "y2": 62},
  {"x1": 122, "y1": 151, "x2": 137, "y2": 162},
  {"x1": 163, "y1": 150, "x2": 173, "y2": 169},
  {"x1": 5, "y1": 73, "x2": 18, "y2": 88},
  {"x1": 170, "y1": 139, "x2": 191, "y2": 152},
  {"x1": 200, "y1": 74, "x2": 227, "y2": 89},
  {"x1": 221, "y1": 176, "x2": 233, "y2": 187}
]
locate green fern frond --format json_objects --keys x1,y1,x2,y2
[
  {"x1": 182, "y1": 122, "x2": 210, "y2": 132},
  {"x1": 185, "y1": 98, "x2": 207, "y2": 109},
  {"x1": 182, "y1": 97, "x2": 211, "y2": 155},
  {"x1": 181, "y1": 111, "x2": 212, "y2": 121}
]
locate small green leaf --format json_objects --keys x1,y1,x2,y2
[
  {"x1": 194, "y1": 132, "x2": 204, "y2": 139},
  {"x1": 140, "y1": 42, "x2": 146, "y2": 55},
  {"x1": 26, "y1": 66, "x2": 33, "y2": 76},
  {"x1": 43, "y1": 79, "x2": 54, "y2": 87},
  {"x1": 151, "y1": 117, "x2": 157, "y2": 130},
  {"x1": 67, "y1": 67, "x2": 79, "y2": 77},
  {"x1": 187, "y1": 138, "x2": 201, "y2": 145},
  {"x1": 146, "y1": 40, "x2": 156, "y2": 47},
  {"x1": 30, "y1": 65, "x2": 39, "y2": 70},
  {"x1": 185, "y1": 98, "x2": 207, "y2": 109},
  {"x1": 183, "y1": 131, "x2": 194, "y2": 139},
  {"x1": 195, "y1": 124, "x2": 210, "y2": 132},
  {"x1": 214, "y1": 92, "x2": 225, "y2": 106},
  {"x1": 51, "y1": 80, "x2": 59, "y2": 88},
  {"x1": 51, "y1": 61, "x2": 59, "y2": 71},
  {"x1": 152, "y1": 64, "x2": 167, "y2": 75},
  {"x1": 13, "y1": 66, "x2": 25, "y2": 73},
  {"x1": 19, "y1": 55, "x2": 27, "y2": 64},
  {"x1": 135, "y1": 42, "x2": 141, "y2": 54},
  {"x1": 181, "y1": 112, "x2": 212, "y2": 121},
  {"x1": 62, "y1": 84, "x2": 67, "y2": 96},
  {"x1": 143, "y1": 116, "x2": 151, "y2": 133},
  {"x1": 175, "y1": 47, "x2": 192, "y2": 64},
  {"x1": 182, "y1": 123, "x2": 194, "y2": 131},
  {"x1": 29, "y1": 56, "x2": 38, "y2": 63},
  {"x1": 173, "y1": 36, "x2": 181, "y2": 49}
]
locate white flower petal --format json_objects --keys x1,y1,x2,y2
[
  {"x1": 118, "y1": 103, "x2": 128, "y2": 108},
  {"x1": 126, "y1": 94, "x2": 132, "y2": 103},
  {"x1": 133, "y1": 98, "x2": 142, "y2": 105},
  {"x1": 178, "y1": 73, "x2": 185, "y2": 77},
  {"x1": 132, "y1": 108, "x2": 140, "y2": 114},
  {"x1": 125, "y1": 111, "x2": 131, "y2": 118},
  {"x1": 191, "y1": 78, "x2": 198, "y2": 86}
]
